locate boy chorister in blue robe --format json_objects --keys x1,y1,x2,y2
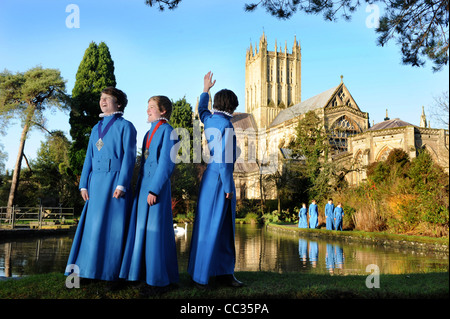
[
  {"x1": 65, "y1": 87, "x2": 137, "y2": 282},
  {"x1": 334, "y1": 202, "x2": 345, "y2": 231},
  {"x1": 325, "y1": 198, "x2": 335, "y2": 230},
  {"x1": 309, "y1": 199, "x2": 319, "y2": 229},
  {"x1": 298, "y1": 203, "x2": 308, "y2": 228},
  {"x1": 188, "y1": 72, "x2": 243, "y2": 288},
  {"x1": 120, "y1": 95, "x2": 179, "y2": 294}
]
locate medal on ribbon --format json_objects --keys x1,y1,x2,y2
[
  {"x1": 144, "y1": 119, "x2": 167, "y2": 160},
  {"x1": 96, "y1": 139, "x2": 104, "y2": 151},
  {"x1": 96, "y1": 114, "x2": 121, "y2": 151}
]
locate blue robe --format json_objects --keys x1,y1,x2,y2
[
  {"x1": 65, "y1": 115, "x2": 137, "y2": 281},
  {"x1": 334, "y1": 206, "x2": 344, "y2": 231},
  {"x1": 119, "y1": 121, "x2": 179, "y2": 287},
  {"x1": 308, "y1": 203, "x2": 318, "y2": 229},
  {"x1": 325, "y1": 203, "x2": 335, "y2": 230},
  {"x1": 188, "y1": 92, "x2": 237, "y2": 285},
  {"x1": 298, "y1": 239, "x2": 308, "y2": 263},
  {"x1": 325, "y1": 244, "x2": 335, "y2": 272},
  {"x1": 298, "y1": 207, "x2": 308, "y2": 228},
  {"x1": 335, "y1": 244, "x2": 344, "y2": 269},
  {"x1": 309, "y1": 241, "x2": 318, "y2": 267}
]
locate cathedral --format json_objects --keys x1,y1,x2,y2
[{"x1": 197, "y1": 33, "x2": 449, "y2": 200}]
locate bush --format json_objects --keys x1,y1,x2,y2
[
  {"x1": 333, "y1": 148, "x2": 449, "y2": 237},
  {"x1": 243, "y1": 212, "x2": 259, "y2": 224},
  {"x1": 261, "y1": 209, "x2": 298, "y2": 225}
]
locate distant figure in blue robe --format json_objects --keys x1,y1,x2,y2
[
  {"x1": 298, "y1": 239, "x2": 308, "y2": 266},
  {"x1": 65, "y1": 87, "x2": 137, "y2": 282},
  {"x1": 334, "y1": 202, "x2": 344, "y2": 231},
  {"x1": 325, "y1": 244, "x2": 335, "y2": 274},
  {"x1": 120, "y1": 95, "x2": 179, "y2": 289},
  {"x1": 298, "y1": 203, "x2": 308, "y2": 228},
  {"x1": 335, "y1": 244, "x2": 344, "y2": 270},
  {"x1": 308, "y1": 199, "x2": 319, "y2": 229},
  {"x1": 309, "y1": 241, "x2": 318, "y2": 268},
  {"x1": 325, "y1": 198, "x2": 335, "y2": 230},
  {"x1": 188, "y1": 72, "x2": 243, "y2": 288}
]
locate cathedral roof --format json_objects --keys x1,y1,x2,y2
[
  {"x1": 367, "y1": 118, "x2": 416, "y2": 131},
  {"x1": 231, "y1": 112, "x2": 258, "y2": 130},
  {"x1": 270, "y1": 85, "x2": 339, "y2": 127}
]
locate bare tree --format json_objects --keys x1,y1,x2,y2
[{"x1": 430, "y1": 90, "x2": 449, "y2": 129}]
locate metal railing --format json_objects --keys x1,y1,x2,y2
[{"x1": 0, "y1": 206, "x2": 75, "y2": 229}]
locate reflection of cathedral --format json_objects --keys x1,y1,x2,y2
[{"x1": 227, "y1": 33, "x2": 449, "y2": 200}]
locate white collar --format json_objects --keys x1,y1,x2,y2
[
  {"x1": 99, "y1": 111, "x2": 124, "y2": 118},
  {"x1": 147, "y1": 117, "x2": 169, "y2": 124},
  {"x1": 212, "y1": 109, "x2": 233, "y2": 118}
]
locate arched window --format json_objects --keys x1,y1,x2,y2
[
  {"x1": 376, "y1": 145, "x2": 392, "y2": 162},
  {"x1": 329, "y1": 116, "x2": 360, "y2": 153}
]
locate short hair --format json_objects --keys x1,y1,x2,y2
[
  {"x1": 213, "y1": 89, "x2": 239, "y2": 114},
  {"x1": 148, "y1": 95, "x2": 173, "y2": 120},
  {"x1": 102, "y1": 87, "x2": 128, "y2": 111},
  {"x1": 329, "y1": 198, "x2": 333, "y2": 201}
]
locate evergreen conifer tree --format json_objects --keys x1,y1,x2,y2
[{"x1": 68, "y1": 41, "x2": 116, "y2": 176}]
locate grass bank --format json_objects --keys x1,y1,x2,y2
[
  {"x1": 267, "y1": 223, "x2": 449, "y2": 252},
  {"x1": 0, "y1": 271, "x2": 448, "y2": 299}
]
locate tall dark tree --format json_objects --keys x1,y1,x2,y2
[
  {"x1": 69, "y1": 41, "x2": 116, "y2": 176},
  {"x1": 169, "y1": 97, "x2": 201, "y2": 216},
  {"x1": 290, "y1": 111, "x2": 337, "y2": 201}
]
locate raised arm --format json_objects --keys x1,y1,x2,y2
[
  {"x1": 198, "y1": 71, "x2": 216, "y2": 123},
  {"x1": 203, "y1": 71, "x2": 216, "y2": 93}
]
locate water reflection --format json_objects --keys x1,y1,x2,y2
[
  {"x1": 233, "y1": 224, "x2": 448, "y2": 275},
  {"x1": 1, "y1": 224, "x2": 448, "y2": 278},
  {"x1": 1, "y1": 236, "x2": 73, "y2": 278},
  {"x1": 325, "y1": 243, "x2": 345, "y2": 274}
]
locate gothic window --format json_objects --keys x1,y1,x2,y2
[
  {"x1": 244, "y1": 136, "x2": 248, "y2": 161},
  {"x1": 376, "y1": 146, "x2": 392, "y2": 162},
  {"x1": 268, "y1": 64, "x2": 273, "y2": 82},
  {"x1": 332, "y1": 98, "x2": 338, "y2": 107},
  {"x1": 329, "y1": 116, "x2": 359, "y2": 153},
  {"x1": 354, "y1": 150, "x2": 364, "y2": 185},
  {"x1": 249, "y1": 141, "x2": 256, "y2": 161},
  {"x1": 339, "y1": 89, "x2": 346, "y2": 101}
]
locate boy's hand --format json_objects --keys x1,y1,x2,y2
[
  {"x1": 113, "y1": 189, "x2": 125, "y2": 199},
  {"x1": 225, "y1": 192, "x2": 234, "y2": 200},
  {"x1": 147, "y1": 193, "x2": 158, "y2": 206},
  {"x1": 81, "y1": 189, "x2": 89, "y2": 201},
  {"x1": 203, "y1": 71, "x2": 216, "y2": 93}
]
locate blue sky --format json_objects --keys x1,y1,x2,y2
[{"x1": 1, "y1": 0, "x2": 448, "y2": 171}]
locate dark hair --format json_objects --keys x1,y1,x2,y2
[
  {"x1": 102, "y1": 87, "x2": 128, "y2": 111},
  {"x1": 148, "y1": 95, "x2": 173, "y2": 120},
  {"x1": 213, "y1": 89, "x2": 239, "y2": 114}
]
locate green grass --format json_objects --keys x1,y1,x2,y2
[{"x1": 0, "y1": 271, "x2": 448, "y2": 299}]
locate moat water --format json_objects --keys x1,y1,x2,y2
[{"x1": 0, "y1": 224, "x2": 448, "y2": 278}]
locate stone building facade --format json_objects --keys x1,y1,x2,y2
[
  {"x1": 197, "y1": 34, "x2": 449, "y2": 200},
  {"x1": 346, "y1": 114, "x2": 450, "y2": 185}
]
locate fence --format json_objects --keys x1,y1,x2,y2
[{"x1": 0, "y1": 206, "x2": 75, "y2": 229}]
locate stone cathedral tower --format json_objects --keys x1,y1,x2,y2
[{"x1": 245, "y1": 33, "x2": 301, "y2": 129}]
